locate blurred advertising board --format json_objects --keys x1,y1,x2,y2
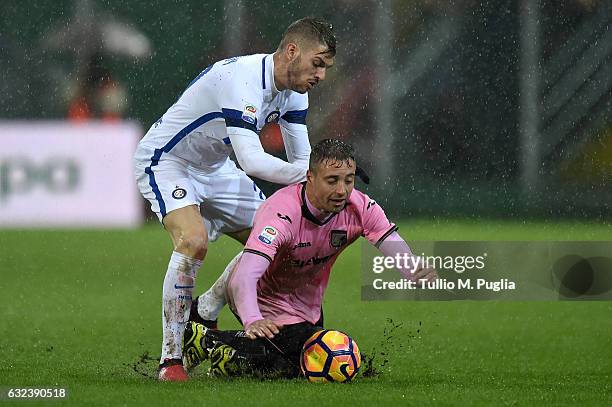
[{"x1": 0, "y1": 121, "x2": 143, "y2": 228}]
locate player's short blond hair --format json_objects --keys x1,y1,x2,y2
[{"x1": 278, "y1": 17, "x2": 336, "y2": 56}]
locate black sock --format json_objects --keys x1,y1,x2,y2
[{"x1": 203, "y1": 323, "x2": 321, "y2": 378}]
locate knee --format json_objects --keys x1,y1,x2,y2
[{"x1": 175, "y1": 231, "x2": 208, "y2": 259}]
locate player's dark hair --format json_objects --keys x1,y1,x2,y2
[
  {"x1": 309, "y1": 139, "x2": 355, "y2": 172},
  {"x1": 279, "y1": 17, "x2": 336, "y2": 56}
]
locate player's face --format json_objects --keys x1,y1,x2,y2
[
  {"x1": 287, "y1": 43, "x2": 334, "y2": 94},
  {"x1": 308, "y1": 159, "x2": 355, "y2": 213}
]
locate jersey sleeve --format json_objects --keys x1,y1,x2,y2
[
  {"x1": 279, "y1": 93, "x2": 310, "y2": 164},
  {"x1": 218, "y1": 63, "x2": 307, "y2": 184},
  {"x1": 228, "y1": 251, "x2": 270, "y2": 328},
  {"x1": 243, "y1": 200, "x2": 293, "y2": 261},
  {"x1": 280, "y1": 92, "x2": 309, "y2": 126},
  {"x1": 360, "y1": 194, "x2": 398, "y2": 248},
  {"x1": 229, "y1": 132, "x2": 308, "y2": 184}
]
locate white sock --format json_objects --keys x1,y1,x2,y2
[
  {"x1": 197, "y1": 251, "x2": 242, "y2": 321},
  {"x1": 160, "y1": 251, "x2": 202, "y2": 363}
]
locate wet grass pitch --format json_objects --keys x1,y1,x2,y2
[{"x1": 1, "y1": 220, "x2": 611, "y2": 405}]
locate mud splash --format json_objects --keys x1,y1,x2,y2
[
  {"x1": 361, "y1": 318, "x2": 421, "y2": 378},
  {"x1": 125, "y1": 351, "x2": 159, "y2": 379}
]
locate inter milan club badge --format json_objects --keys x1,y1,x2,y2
[
  {"x1": 330, "y1": 230, "x2": 347, "y2": 248},
  {"x1": 266, "y1": 111, "x2": 280, "y2": 123},
  {"x1": 172, "y1": 186, "x2": 187, "y2": 199}
]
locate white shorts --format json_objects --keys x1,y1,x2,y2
[{"x1": 134, "y1": 156, "x2": 265, "y2": 242}]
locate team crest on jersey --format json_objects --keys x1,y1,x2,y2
[
  {"x1": 172, "y1": 187, "x2": 187, "y2": 199},
  {"x1": 258, "y1": 226, "x2": 277, "y2": 245},
  {"x1": 266, "y1": 111, "x2": 280, "y2": 123},
  {"x1": 242, "y1": 104, "x2": 257, "y2": 125},
  {"x1": 330, "y1": 230, "x2": 347, "y2": 248}
]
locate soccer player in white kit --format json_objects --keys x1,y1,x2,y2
[{"x1": 132, "y1": 18, "x2": 336, "y2": 381}]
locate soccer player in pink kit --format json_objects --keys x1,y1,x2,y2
[{"x1": 181, "y1": 139, "x2": 437, "y2": 378}]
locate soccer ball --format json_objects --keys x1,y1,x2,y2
[{"x1": 300, "y1": 330, "x2": 361, "y2": 383}]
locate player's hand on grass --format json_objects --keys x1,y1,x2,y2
[{"x1": 245, "y1": 319, "x2": 283, "y2": 340}]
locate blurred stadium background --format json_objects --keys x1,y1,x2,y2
[
  {"x1": 1, "y1": 0, "x2": 611, "y2": 224},
  {"x1": 2, "y1": 1, "x2": 612, "y2": 404}
]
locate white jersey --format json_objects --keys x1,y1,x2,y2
[{"x1": 134, "y1": 53, "x2": 311, "y2": 183}]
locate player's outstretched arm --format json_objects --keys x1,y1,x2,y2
[
  {"x1": 279, "y1": 120, "x2": 310, "y2": 168},
  {"x1": 230, "y1": 132, "x2": 308, "y2": 184},
  {"x1": 378, "y1": 232, "x2": 437, "y2": 282},
  {"x1": 361, "y1": 193, "x2": 436, "y2": 282},
  {"x1": 228, "y1": 251, "x2": 283, "y2": 339}
]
